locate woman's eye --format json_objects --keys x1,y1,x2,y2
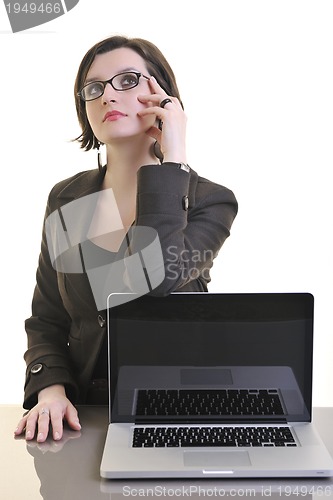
[
  {"x1": 87, "y1": 83, "x2": 103, "y2": 97},
  {"x1": 119, "y1": 74, "x2": 138, "y2": 89}
]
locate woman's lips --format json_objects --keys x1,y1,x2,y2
[{"x1": 103, "y1": 111, "x2": 127, "y2": 122}]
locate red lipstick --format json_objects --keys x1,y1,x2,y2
[{"x1": 103, "y1": 110, "x2": 127, "y2": 122}]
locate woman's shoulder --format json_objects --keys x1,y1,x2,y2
[
  {"x1": 195, "y1": 172, "x2": 237, "y2": 205},
  {"x1": 49, "y1": 168, "x2": 99, "y2": 194},
  {"x1": 48, "y1": 168, "x2": 102, "y2": 200}
]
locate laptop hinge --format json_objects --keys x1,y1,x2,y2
[{"x1": 133, "y1": 417, "x2": 289, "y2": 425}]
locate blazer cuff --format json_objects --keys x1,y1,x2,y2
[
  {"x1": 24, "y1": 356, "x2": 78, "y2": 409},
  {"x1": 137, "y1": 163, "x2": 191, "y2": 215}
]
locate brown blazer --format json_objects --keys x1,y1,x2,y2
[{"x1": 24, "y1": 163, "x2": 238, "y2": 408}]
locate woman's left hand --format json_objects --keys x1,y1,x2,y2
[{"x1": 137, "y1": 76, "x2": 187, "y2": 163}]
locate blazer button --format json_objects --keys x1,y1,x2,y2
[
  {"x1": 31, "y1": 363, "x2": 43, "y2": 374},
  {"x1": 182, "y1": 195, "x2": 189, "y2": 211},
  {"x1": 98, "y1": 314, "x2": 106, "y2": 327}
]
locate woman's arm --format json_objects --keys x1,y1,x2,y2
[
  {"x1": 23, "y1": 191, "x2": 78, "y2": 410},
  {"x1": 127, "y1": 163, "x2": 238, "y2": 295}
]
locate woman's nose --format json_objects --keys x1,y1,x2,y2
[{"x1": 102, "y1": 82, "x2": 117, "y2": 104}]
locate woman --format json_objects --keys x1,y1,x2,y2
[{"x1": 14, "y1": 35, "x2": 238, "y2": 443}]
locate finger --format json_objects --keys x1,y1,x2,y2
[
  {"x1": 49, "y1": 408, "x2": 65, "y2": 441},
  {"x1": 148, "y1": 76, "x2": 168, "y2": 95},
  {"x1": 138, "y1": 85, "x2": 180, "y2": 103},
  {"x1": 138, "y1": 106, "x2": 167, "y2": 118},
  {"x1": 24, "y1": 410, "x2": 39, "y2": 441},
  {"x1": 36, "y1": 408, "x2": 51, "y2": 442},
  {"x1": 138, "y1": 94, "x2": 180, "y2": 109},
  {"x1": 14, "y1": 415, "x2": 28, "y2": 436},
  {"x1": 137, "y1": 93, "x2": 164, "y2": 106},
  {"x1": 65, "y1": 405, "x2": 81, "y2": 431}
]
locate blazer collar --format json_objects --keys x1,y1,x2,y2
[{"x1": 57, "y1": 167, "x2": 106, "y2": 201}]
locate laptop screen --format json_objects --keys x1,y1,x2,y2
[{"x1": 107, "y1": 293, "x2": 313, "y2": 424}]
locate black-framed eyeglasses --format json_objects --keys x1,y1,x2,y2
[{"x1": 77, "y1": 71, "x2": 150, "y2": 102}]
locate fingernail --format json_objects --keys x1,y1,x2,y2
[
  {"x1": 37, "y1": 432, "x2": 44, "y2": 441},
  {"x1": 26, "y1": 430, "x2": 32, "y2": 439},
  {"x1": 54, "y1": 432, "x2": 60, "y2": 440}
]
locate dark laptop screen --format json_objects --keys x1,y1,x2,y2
[{"x1": 107, "y1": 293, "x2": 313, "y2": 423}]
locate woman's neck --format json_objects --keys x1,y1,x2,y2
[
  {"x1": 98, "y1": 137, "x2": 158, "y2": 233},
  {"x1": 103, "y1": 136, "x2": 158, "y2": 190}
]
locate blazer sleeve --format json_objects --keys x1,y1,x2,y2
[
  {"x1": 23, "y1": 191, "x2": 79, "y2": 410},
  {"x1": 125, "y1": 163, "x2": 238, "y2": 295}
]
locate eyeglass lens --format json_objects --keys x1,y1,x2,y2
[{"x1": 81, "y1": 72, "x2": 141, "y2": 101}]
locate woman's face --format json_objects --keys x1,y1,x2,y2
[{"x1": 84, "y1": 47, "x2": 155, "y2": 145}]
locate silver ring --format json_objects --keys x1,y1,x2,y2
[
  {"x1": 39, "y1": 408, "x2": 50, "y2": 417},
  {"x1": 160, "y1": 98, "x2": 172, "y2": 108}
]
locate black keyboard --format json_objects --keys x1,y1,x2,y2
[
  {"x1": 135, "y1": 389, "x2": 284, "y2": 416},
  {"x1": 133, "y1": 426, "x2": 296, "y2": 448}
]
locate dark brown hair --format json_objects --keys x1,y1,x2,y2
[{"x1": 74, "y1": 35, "x2": 183, "y2": 151}]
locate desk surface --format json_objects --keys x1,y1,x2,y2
[{"x1": 1, "y1": 405, "x2": 333, "y2": 499}]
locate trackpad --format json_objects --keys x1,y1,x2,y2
[{"x1": 184, "y1": 451, "x2": 251, "y2": 467}]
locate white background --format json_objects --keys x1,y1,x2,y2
[{"x1": 0, "y1": 0, "x2": 332, "y2": 405}]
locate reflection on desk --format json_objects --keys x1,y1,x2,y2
[{"x1": 2, "y1": 405, "x2": 333, "y2": 499}]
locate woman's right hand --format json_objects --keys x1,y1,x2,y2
[{"x1": 14, "y1": 384, "x2": 81, "y2": 443}]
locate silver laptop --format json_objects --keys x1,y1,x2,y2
[{"x1": 100, "y1": 292, "x2": 333, "y2": 479}]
